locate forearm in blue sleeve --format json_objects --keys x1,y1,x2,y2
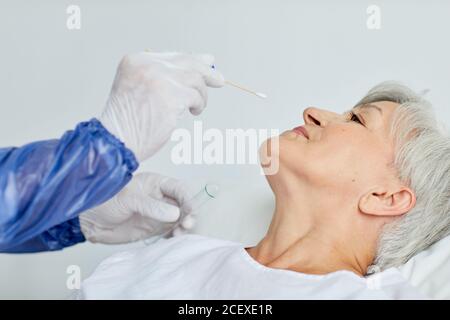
[
  {"x1": 3, "y1": 217, "x2": 86, "y2": 253},
  {"x1": 0, "y1": 118, "x2": 138, "y2": 252}
]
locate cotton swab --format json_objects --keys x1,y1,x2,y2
[{"x1": 224, "y1": 80, "x2": 267, "y2": 99}]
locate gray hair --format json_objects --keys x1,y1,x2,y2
[{"x1": 354, "y1": 81, "x2": 450, "y2": 272}]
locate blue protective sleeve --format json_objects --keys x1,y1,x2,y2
[
  {"x1": 3, "y1": 217, "x2": 86, "y2": 253},
  {"x1": 0, "y1": 118, "x2": 138, "y2": 253}
]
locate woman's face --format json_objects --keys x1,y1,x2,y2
[{"x1": 271, "y1": 101, "x2": 401, "y2": 200}]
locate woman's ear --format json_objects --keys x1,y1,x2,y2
[{"x1": 358, "y1": 186, "x2": 416, "y2": 217}]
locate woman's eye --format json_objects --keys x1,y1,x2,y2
[{"x1": 350, "y1": 112, "x2": 363, "y2": 125}]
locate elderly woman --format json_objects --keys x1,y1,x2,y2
[{"x1": 79, "y1": 82, "x2": 450, "y2": 299}]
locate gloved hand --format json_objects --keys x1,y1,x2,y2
[
  {"x1": 79, "y1": 172, "x2": 197, "y2": 244},
  {"x1": 99, "y1": 51, "x2": 225, "y2": 162}
]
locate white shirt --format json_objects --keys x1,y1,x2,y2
[{"x1": 79, "y1": 235, "x2": 427, "y2": 299}]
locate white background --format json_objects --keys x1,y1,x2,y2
[{"x1": 0, "y1": 0, "x2": 449, "y2": 299}]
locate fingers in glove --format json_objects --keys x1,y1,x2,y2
[
  {"x1": 133, "y1": 194, "x2": 181, "y2": 223},
  {"x1": 192, "y1": 54, "x2": 225, "y2": 88},
  {"x1": 178, "y1": 71, "x2": 208, "y2": 115},
  {"x1": 165, "y1": 214, "x2": 196, "y2": 239},
  {"x1": 181, "y1": 215, "x2": 196, "y2": 230},
  {"x1": 159, "y1": 178, "x2": 195, "y2": 214},
  {"x1": 137, "y1": 51, "x2": 224, "y2": 87},
  {"x1": 172, "y1": 53, "x2": 224, "y2": 88},
  {"x1": 186, "y1": 87, "x2": 207, "y2": 116}
]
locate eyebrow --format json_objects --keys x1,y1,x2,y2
[{"x1": 353, "y1": 103, "x2": 383, "y2": 115}]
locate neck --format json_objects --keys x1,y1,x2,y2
[{"x1": 247, "y1": 189, "x2": 375, "y2": 277}]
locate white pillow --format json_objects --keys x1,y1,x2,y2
[{"x1": 399, "y1": 235, "x2": 450, "y2": 299}]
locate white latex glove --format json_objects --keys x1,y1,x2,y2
[
  {"x1": 79, "y1": 172, "x2": 196, "y2": 244},
  {"x1": 99, "y1": 51, "x2": 225, "y2": 162}
]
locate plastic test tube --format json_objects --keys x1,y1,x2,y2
[{"x1": 143, "y1": 184, "x2": 220, "y2": 245}]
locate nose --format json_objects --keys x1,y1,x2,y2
[{"x1": 303, "y1": 107, "x2": 326, "y2": 127}]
